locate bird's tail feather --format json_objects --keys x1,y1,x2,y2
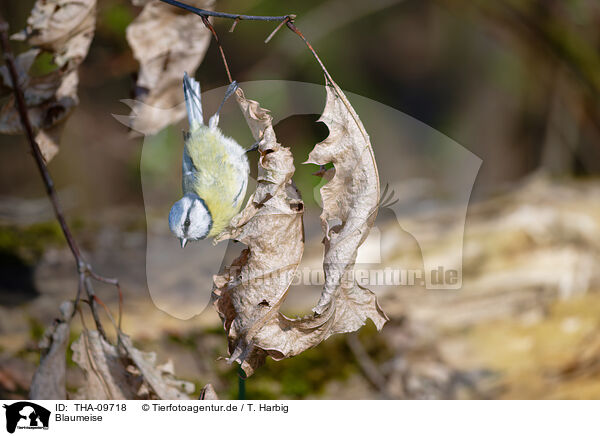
[{"x1": 183, "y1": 72, "x2": 203, "y2": 127}]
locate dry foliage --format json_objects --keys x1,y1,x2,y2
[
  {"x1": 11, "y1": 0, "x2": 96, "y2": 68},
  {"x1": 71, "y1": 330, "x2": 139, "y2": 400},
  {"x1": 11, "y1": 0, "x2": 389, "y2": 396},
  {"x1": 69, "y1": 330, "x2": 195, "y2": 400},
  {"x1": 199, "y1": 383, "x2": 219, "y2": 399},
  {"x1": 0, "y1": 0, "x2": 96, "y2": 162},
  {"x1": 122, "y1": 0, "x2": 214, "y2": 135},
  {"x1": 28, "y1": 305, "x2": 205, "y2": 400},
  {"x1": 211, "y1": 81, "x2": 387, "y2": 377},
  {"x1": 307, "y1": 79, "x2": 383, "y2": 315},
  {"x1": 28, "y1": 302, "x2": 72, "y2": 400}
]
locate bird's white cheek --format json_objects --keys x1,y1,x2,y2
[{"x1": 187, "y1": 202, "x2": 212, "y2": 239}]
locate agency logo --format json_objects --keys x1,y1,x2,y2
[{"x1": 2, "y1": 402, "x2": 50, "y2": 433}]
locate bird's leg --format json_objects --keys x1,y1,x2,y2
[
  {"x1": 246, "y1": 140, "x2": 260, "y2": 153},
  {"x1": 209, "y1": 81, "x2": 239, "y2": 128},
  {"x1": 217, "y1": 80, "x2": 238, "y2": 114}
]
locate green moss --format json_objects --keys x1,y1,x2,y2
[
  {"x1": 29, "y1": 52, "x2": 58, "y2": 76},
  {"x1": 214, "y1": 322, "x2": 390, "y2": 399},
  {"x1": 138, "y1": 322, "x2": 389, "y2": 400},
  {"x1": 65, "y1": 330, "x2": 81, "y2": 369},
  {"x1": 0, "y1": 222, "x2": 65, "y2": 264},
  {"x1": 166, "y1": 331, "x2": 198, "y2": 350},
  {"x1": 28, "y1": 318, "x2": 45, "y2": 343},
  {"x1": 100, "y1": 2, "x2": 134, "y2": 42}
]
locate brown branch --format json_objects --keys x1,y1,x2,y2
[
  {"x1": 83, "y1": 278, "x2": 107, "y2": 340},
  {"x1": 160, "y1": 0, "x2": 295, "y2": 22},
  {"x1": 0, "y1": 19, "x2": 122, "y2": 340},
  {"x1": 159, "y1": 0, "x2": 296, "y2": 83},
  {"x1": 284, "y1": 21, "x2": 335, "y2": 85},
  {"x1": 200, "y1": 15, "x2": 233, "y2": 83},
  {"x1": 264, "y1": 18, "x2": 290, "y2": 44},
  {"x1": 346, "y1": 333, "x2": 391, "y2": 399},
  {"x1": 159, "y1": 0, "x2": 336, "y2": 85}
]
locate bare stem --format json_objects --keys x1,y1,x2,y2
[
  {"x1": 0, "y1": 24, "x2": 82, "y2": 262},
  {"x1": 0, "y1": 19, "x2": 122, "y2": 336},
  {"x1": 284, "y1": 21, "x2": 336, "y2": 85},
  {"x1": 201, "y1": 15, "x2": 233, "y2": 83},
  {"x1": 159, "y1": 0, "x2": 295, "y2": 22},
  {"x1": 84, "y1": 278, "x2": 108, "y2": 340},
  {"x1": 159, "y1": 0, "x2": 336, "y2": 88},
  {"x1": 346, "y1": 333, "x2": 391, "y2": 399}
]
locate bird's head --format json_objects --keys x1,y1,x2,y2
[{"x1": 168, "y1": 193, "x2": 212, "y2": 247}]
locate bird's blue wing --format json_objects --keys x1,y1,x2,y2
[{"x1": 182, "y1": 144, "x2": 197, "y2": 194}]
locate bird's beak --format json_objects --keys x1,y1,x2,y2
[{"x1": 180, "y1": 238, "x2": 188, "y2": 248}]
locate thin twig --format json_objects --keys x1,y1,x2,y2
[
  {"x1": 0, "y1": 18, "x2": 122, "y2": 337},
  {"x1": 159, "y1": 0, "x2": 336, "y2": 87},
  {"x1": 238, "y1": 366, "x2": 246, "y2": 400},
  {"x1": 229, "y1": 18, "x2": 240, "y2": 33},
  {"x1": 160, "y1": 0, "x2": 295, "y2": 22},
  {"x1": 346, "y1": 333, "x2": 391, "y2": 399},
  {"x1": 264, "y1": 17, "x2": 291, "y2": 44},
  {"x1": 285, "y1": 21, "x2": 335, "y2": 85},
  {"x1": 200, "y1": 15, "x2": 233, "y2": 83},
  {"x1": 84, "y1": 278, "x2": 108, "y2": 340},
  {"x1": 92, "y1": 293, "x2": 120, "y2": 333},
  {"x1": 0, "y1": 23, "x2": 81, "y2": 262},
  {"x1": 88, "y1": 270, "x2": 123, "y2": 330}
]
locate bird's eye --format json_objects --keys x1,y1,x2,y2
[{"x1": 184, "y1": 217, "x2": 191, "y2": 228}]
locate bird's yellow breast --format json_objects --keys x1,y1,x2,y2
[{"x1": 184, "y1": 126, "x2": 247, "y2": 237}]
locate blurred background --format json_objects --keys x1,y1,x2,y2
[{"x1": 1, "y1": 0, "x2": 600, "y2": 399}]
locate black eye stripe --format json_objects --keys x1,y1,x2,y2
[
  {"x1": 181, "y1": 197, "x2": 213, "y2": 237},
  {"x1": 184, "y1": 208, "x2": 191, "y2": 229}
]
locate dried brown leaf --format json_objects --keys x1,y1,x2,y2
[
  {"x1": 306, "y1": 79, "x2": 384, "y2": 316},
  {"x1": 211, "y1": 83, "x2": 387, "y2": 377},
  {"x1": 29, "y1": 301, "x2": 72, "y2": 400},
  {"x1": 125, "y1": 0, "x2": 214, "y2": 135},
  {"x1": 35, "y1": 123, "x2": 65, "y2": 162},
  {"x1": 71, "y1": 330, "x2": 139, "y2": 400},
  {"x1": 71, "y1": 330, "x2": 193, "y2": 400},
  {"x1": 11, "y1": 0, "x2": 97, "y2": 68},
  {"x1": 212, "y1": 88, "x2": 305, "y2": 376},
  {"x1": 0, "y1": 49, "x2": 40, "y2": 94},
  {"x1": 119, "y1": 334, "x2": 194, "y2": 399},
  {"x1": 0, "y1": 69, "x2": 78, "y2": 162},
  {"x1": 0, "y1": 70, "x2": 74, "y2": 131},
  {"x1": 199, "y1": 384, "x2": 219, "y2": 400},
  {"x1": 2, "y1": 0, "x2": 96, "y2": 162}
]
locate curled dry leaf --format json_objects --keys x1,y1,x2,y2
[
  {"x1": 0, "y1": 68, "x2": 78, "y2": 162},
  {"x1": 71, "y1": 330, "x2": 139, "y2": 400},
  {"x1": 119, "y1": 334, "x2": 194, "y2": 399},
  {"x1": 212, "y1": 87, "x2": 305, "y2": 376},
  {"x1": 11, "y1": 0, "x2": 96, "y2": 68},
  {"x1": 211, "y1": 85, "x2": 387, "y2": 377},
  {"x1": 1, "y1": 0, "x2": 96, "y2": 162},
  {"x1": 71, "y1": 331, "x2": 193, "y2": 400},
  {"x1": 124, "y1": 0, "x2": 214, "y2": 135},
  {"x1": 0, "y1": 49, "x2": 39, "y2": 93},
  {"x1": 306, "y1": 79, "x2": 383, "y2": 315},
  {"x1": 29, "y1": 301, "x2": 73, "y2": 400}
]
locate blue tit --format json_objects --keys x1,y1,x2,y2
[{"x1": 168, "y1": 73, "x2": 249, "y2": 247}]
